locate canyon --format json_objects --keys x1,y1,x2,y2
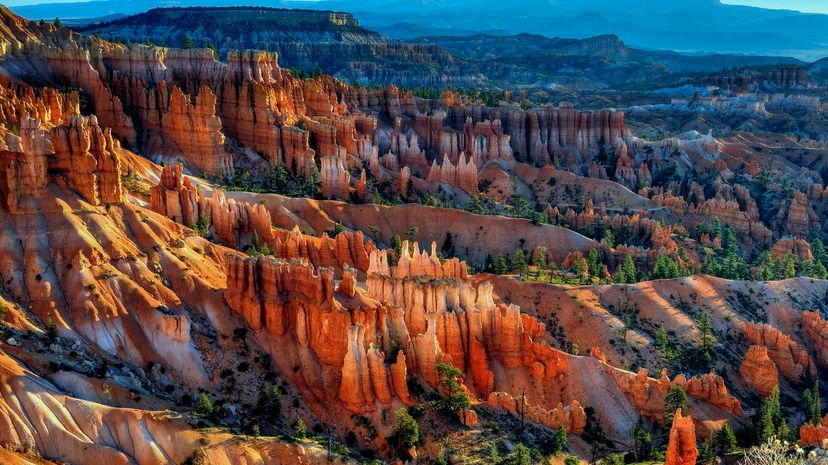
[{"x1": 0, "y1": 4, "x2": 826, "y2": 465}]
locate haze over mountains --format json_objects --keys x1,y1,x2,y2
[
  {"x1": 11, "y1": 0, "x2": 828, "y2": 60},
  {"x1": 74, "y1": 7, "x2": 808, "y2": 92}
]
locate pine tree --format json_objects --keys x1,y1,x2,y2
[
  {"x1": 293, "y1": 418, "x2": 307, "y2": 437},
  {"x1": 784, "y1": 253, "x2": 797, "y2": 279},
  {"x1": 656, "y1": 324, "x2": 670, "y2": 363},
  {"x1": 510, "y1": 444, "x2": 531, "y2": 465},
  {"x1": 268, "y1": 386, "x2": 282, "y2": 416},
  {"x1": 391, "y1": 234, "x2": 403, "y2": 264},
  {"x1": 551, "y1": 426, "x2": 568, "y2": 454},
  {"x1": 633, "y1": 421, "x2": 652, "y2": 461},
  {"x1": 602, "y1": 229, "x2": 615, "y2": 248},
  {"x1": 810, "y1": 379, "x2": 822, "y2": 424},
  {"x1": 616, "y1": 255, "x2": 637, "y2": 283},
  {"x1": 699, "y1": 311, "x2": 713, "y2": 362},
  {"x1": 812, "y1": 238, "x2": 828, "y2": 269},
  {"x1": 511, "y1": 250, "x2": 527, "y2": 274},
  {"x1": 436, "y1": 362, "x2": 471, "y2": 417},
  {"x1": 753, "y1": 386, "x2": 782, "y2": 443},
  {"x1": 493, "y1": 254, "x2": 509, "y2": 274},
  {"x1": 711, "y1": 217, "x2": 721, "y2": 239},
  {"x1": 803, "y1": 388, "x2": 815, "y2": 424},
  {"x1": 713, "y1": 424, "x2": 737, "y2": 456},
  {"x1": 395, "y1": 408, "x2": 420, "y2": 449},
  {"x1": 195, "y1": 392, "x2": 214, "y2": 417},
  {"x1": 586, "y1": 249, "x2": 601, "y2": 277},
  {"x1": 665, "y1": 386, "x2": 688, "y2": 425},
  {"x1": 721, "y1": 226, "x2": 738, "y2": 256},
  {"x1": 53, "y1": 17, "x2": 62, "y2": 28},
  {"x1": 532, "y1": 251, "x2": 546, "y2": 269},
  {"x1": 182, "y1": 34, "x2": 194, "y2": 49}
]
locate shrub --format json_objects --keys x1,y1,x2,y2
[
  {"x1": 741, "y1": 439, "x2": 807, "y2": 465},
  {"x1": 45, "y1": 318, "x2": 58, "y2": 342}
]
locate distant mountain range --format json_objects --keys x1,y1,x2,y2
[
  {"x1": 69, "y1": 6, "x2": 810, "y2": 92},
  {"x1": 11, "y1": 0, "x2": 828, "y2": 59}
]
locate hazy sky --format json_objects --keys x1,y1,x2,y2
[
  {"x1": 723, "y1": 0, "x2": 828, "y2": 13},
  {"x1": 6, "y1": 0, "x2": 828, "y2": 14}
]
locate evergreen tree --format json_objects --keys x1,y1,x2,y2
[
  {"x1": 195, "y1": 393, "x2": 214, "y2": 417},
  {"x1": 532, "y1": 251, "x2": 546, "y2": 269},
  {"x1": 268, "y1": 386, "x2": 282, "y2": 416},
  {"x1": 651, "y1": 254, "x2": 680, "y2": 279},
  {"x1": 784, "y1": 253, "x2": 797, "y2": 279},
  {"x1": 655, "y1": 324, "x2": 669, "y2": 361},
  {"x1": 551, "y1": 426, "x2": 568, "y2": 454},
  {"x1": 711, "y1": 217, "x2": 722, "y2": 238},
  {"x1": 602, "y1": 229, "x2": 615, "y2": 248},
  {"x1": 586, "y1": 249, "x2": 601, "y2": 277},
  {"x1": 699, "y1": 311, "x2": 713, "y2": 363},
  {"x1": 753, "y1": 386, "x2": 782, "y2": 444},
  {"x1": 436, "y1": 362, "x2": 472, "y2": 418},
  {"x1": 391, "y1": 234, "x2": 403, "y2": 263},
  {"x1": 713, "y1": 424, "x2": 737, "y2": 456},
  {"x1": 493, "y1": 254, "x2": 509, "y2": 274},
  {"x1": 810, "y1": 379, "x2": 822, "y2": 424},
  {"x1": 633, "y1": 421, "x2": 653, "y2": 461},
  {"x1": 615, "y1": 255, "x2": 637, "y2": 284},
  {"x1": 813, "y1": 238, "x2": 828, "y2": 269},
  {"x1": 665, "y1": 386, "x2": 688, "y2": 425},
  {"x1": 698, "y1": 440, "x2": 716, "y2": 465},
  {"x1": 511, "y1": 250, "x2": 527, "y2": 274},
  {"x1": 803, "y1": 388, "x2": 815, "y2": 424},
  {"x1": 488, "y1": 444, "x2": 500, "y2": 464},
  {"x1": 510, "y1": 444, "x2": 531, "y2": 465},
  {"x1": 394, "y1": 408, "x2": 420, "y2": 449},
  {"x1": 293, "y1": 418, "x2": 307, "y2": 437},
  {"x1": 53, "y1": 17, "x2": 62, "y2": 28},
  {"x1": 182, "y1": 34, "x2": 194, "y2": 49},
  {"x1": 721, "y1": 226, "x2": 738, "y2": 256}
]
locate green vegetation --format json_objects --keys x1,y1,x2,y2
[
  {"x1": 189, "y1": 213, "x2": 211, "y2": 237},
  {"x1": 195, "y1": 393, "x2": 214, "y2": 417},
  {"x1": 664, "y1": 386, "x2": 687, "y2": 425},
  {"x1": 754, "y1": 386, "x2": 786, "y2": 443},
  {"x1": 45, "y1": 318, "x2": 58, "y2": 343},
  {"x1": 394, "y1": 408, "x2": 420, "y2": 449},
  {"x1": 219, "y1": 164, "x2": 320, "y2": 198},
  {"x1": 435, "y1": 362, "x2": 472, "y2": 420},
  {"x1": 510, "y1": 443, "x2": 531, "y2": 465},
  {"x1": 293, "y1": 418, "x2": 307, "y2": 438},
  {"x1": 633, "y1": 421, "x2": 653, "y2": 461},
  {"x1": 802, "y1": 378, "x2": 822, "y2": 425}
]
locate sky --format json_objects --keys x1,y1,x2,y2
[
  {"x1": 722, "y1": 0, "x2": 828, "y2": 13},
  {"x1": 5, "y1": 0, "x2": 828, "y2": 14}
]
